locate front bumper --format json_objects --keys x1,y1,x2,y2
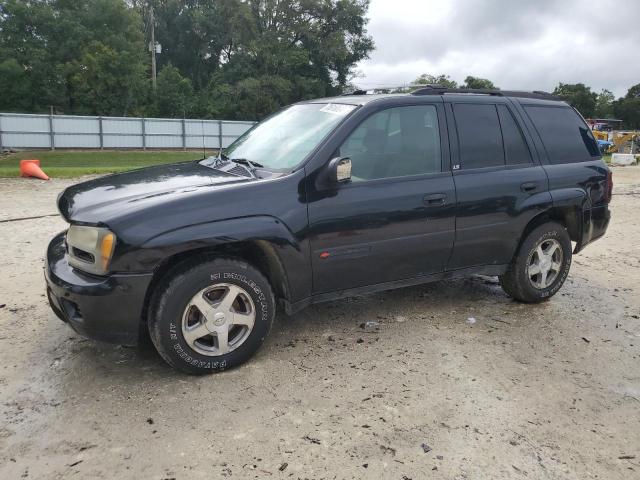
[{"x1": 45, "y1": 232, "x2": 153, "y2": 346}]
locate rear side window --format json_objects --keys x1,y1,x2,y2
[
  {"x1": 497, "y1": 105, "x2": 532, "y2": 165},
  {"x1": 524, "y1": 106, "x2": 600, "y2": 163},
  {"x1": 453, "y1": 104, "x2": 504, "y2": 169}
]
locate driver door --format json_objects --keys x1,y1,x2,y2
[{"x1": 307, "y1": 103, "x2": 456, "y2": 293}]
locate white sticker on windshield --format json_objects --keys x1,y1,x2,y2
[{"x1": 320, "y1": 103, "x2": 354, "y2": 116}]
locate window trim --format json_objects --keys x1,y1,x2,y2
[
  {"x1": 334, "y1": 103, "x2": 446, "y2": 183},
  {"x1": 451, "y1": 102, "x2": 507, "y2": 171},
  {"x1": 521, "y1": 104, "x2": 602, "y2": 165},
  {"x1": 496, "y1": 104, "x2": 534, "y2": 166}
]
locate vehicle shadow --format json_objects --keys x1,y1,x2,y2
[{"x1": 46, "y1": 274, "x2": 550, "y2": 396}]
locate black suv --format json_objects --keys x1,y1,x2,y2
[{"x1": 45, "y1": 87, "x2": 612, "y2": 374}]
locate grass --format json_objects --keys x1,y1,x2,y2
[{"x1": 0, "y1": 150, "x2": 211, "y2": 178}]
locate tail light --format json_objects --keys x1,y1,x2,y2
[{"x1": 605, "y1": 169, "x2": 613, "y2": 203}]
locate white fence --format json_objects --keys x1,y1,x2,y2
[{"x1": 0, "y1": 112, "x2": 255, "y2": 150}]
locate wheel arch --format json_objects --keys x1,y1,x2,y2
[
  {"x1": 514, "y1": 205, "x2": 583, "y2": 261},
  {"x1": 141, "y1": 240, "x2": 291, "y2": 325},
  {"x1": 138, "y1": 216, "x2": 310, "y2": 326}
]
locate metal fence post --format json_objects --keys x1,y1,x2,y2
[
  {"x1": 49, "y1": 109, "x2": 55, "y2": 150},
  {"x1": 218, "y1": 120, "x2": 223, "y2": 152},
  {"x1": 0, "y1": 114, "x2": 3, "y2": 152},
  {"x1": 98, "y1": 116, "x2": 104, "y2": 150},
  {"x1": 182, "y1": 118, "x2": 186, "y2": 151},
  {"x1": 142, "y1": 118, "x2": 146, "y2": 150}
]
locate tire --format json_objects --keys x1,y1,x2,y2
[
  {"x1": 500, "y1": 222, "x2": 572, "y2": 303},
  {"x1": 148, "y1": 257, "x2": 275, "y2": 375}
]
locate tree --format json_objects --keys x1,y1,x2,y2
[
  {"x1": 152, "y1": 64, "x2": 194, "y2": 117},
  {"x1": 613, "y1": 84, "x2": 640, "y2": 129},
  {"x1": 552, "y1": 83, "x2": 597, "y2": 118},
  {"x1": 413, "y1": 74, "x2": 458, "y2": 88},
  {"x1": 0, "y1": 59, "x2": 33, "y2": 112},
  {"x1": 594, "y1": 89, "x2": 615, "y2": 119},
  {"x1": 146, "y1": 0, "x2": 230, "y2": 90},
  {"x1": 0, "y1": 0, "x2": 148, "y2": 115},
  {"x1": 148, "y1": 0, "x2": 374, "y2": 119},
  {"x1": 626, "y1": 83, "x2": 640, "y2": 99},
  {"x1": 462, "y1": 76, "x2": 497, "y2": 89},
  {"x1": 0, "y1": 0, "x2": 374, "y2": 119}
]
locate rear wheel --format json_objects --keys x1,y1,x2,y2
[
  {"x1": 500, "y1": 222, "x2": 572, "y2": 303},
  {"x1": 148, "y1": 257, "x2": 275, "y2": 374}
]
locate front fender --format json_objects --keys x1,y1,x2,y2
[{"x1": 111, "y1": 215, "x2": 311, "y2": 303}]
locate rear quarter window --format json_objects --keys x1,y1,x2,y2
[{"x1": 524, "y1": 105, "x2": 600, "y2": 164}]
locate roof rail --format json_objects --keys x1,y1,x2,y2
[
  {"x1": 411, "y1": 85, "x2": 560, "y2": 101},
  {"x1": 341, "y1": 84, "x2": 435, "y2": 96}
]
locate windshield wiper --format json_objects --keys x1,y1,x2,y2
[
  {"x1": 201, "y1": 155, "x2": 264, "y2": 178},
  {"x1": 230, "y1": 158, "x2": 264, "y2": 169}
]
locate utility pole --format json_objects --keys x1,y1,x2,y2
[{"x1": 150, "y1": 4, "x2": 157, "y2": 91}]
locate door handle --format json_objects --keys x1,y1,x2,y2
[
  {"x1": 520, "y1": 182, "x2": 538, "y2": 192},
  {"x1": 423, "y1": 193, "x2": 447, "y2": 206}
]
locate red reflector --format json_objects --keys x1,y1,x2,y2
[{"x1": 319, "y1": 251, "x2": 330, "y2": 259}]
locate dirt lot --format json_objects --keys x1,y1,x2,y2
[{"x1": 0, "y1": 168, "x2": 639, "y2": 480}]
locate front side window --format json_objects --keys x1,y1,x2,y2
[
  {"x1": 338, "y1": 105, "x2": 441, "y2": 181},
  {"x1": 524, "y1": 105, "x2": 600, "y2": 164},
  {"x1": 223, "y1": 103, "x2": 356, "y2": 170}
]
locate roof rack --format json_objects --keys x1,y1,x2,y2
[
  {"x1": 411, "y1": 85, "x2": 560, "y2": 101},
  {"x1": 341, "y1": 84, "x2": 434, "y2": 96},
  {"x1": 342, "y1": 84, "x2": 561, "y2": 101}
]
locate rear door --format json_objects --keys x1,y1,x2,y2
[
  {"x1": 446, "y1": 100, "x2": 551, "y2": 270},
  {"x1": 518, "y1": 103, "x2": 610, "y2": 247}
]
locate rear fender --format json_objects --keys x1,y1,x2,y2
[{"x1": 549, "y1": 188, "x2": 590, "y2": 253}]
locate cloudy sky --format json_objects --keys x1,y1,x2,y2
[{"x1": 356, "y1": 0, "x2": 640, "y2": 97}]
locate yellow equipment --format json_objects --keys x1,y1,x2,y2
[
  {"x1": 606, "y1": 131, "x2": 638, "y2": 154},
  {"x1": 592, "y1": 130, "x2": 608, "y2": 142}
]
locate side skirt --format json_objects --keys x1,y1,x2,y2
[{"x1": 283, "y1": 264, "x2": 508, "y2": 315}]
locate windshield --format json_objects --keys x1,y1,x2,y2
[{"x1": 222, "y1": 103, "x2": 357, "y2": 170}]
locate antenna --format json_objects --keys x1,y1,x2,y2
[{"x1": 201, "y1": 120, "x2": 206, "y2": 160}]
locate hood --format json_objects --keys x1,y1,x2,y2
[{"x1": 58, "y1": 161, "x2": 254, "y2": 224}]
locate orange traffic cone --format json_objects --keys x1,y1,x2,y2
[{"x1": 20, "y1": 159, "x2": 50, "y2": 180}]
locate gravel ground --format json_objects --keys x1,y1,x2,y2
[{"x1": 0, "y1": 169, "x2": 639, "y2": 480}]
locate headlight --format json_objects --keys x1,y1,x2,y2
[{"x1": 66, "y1": 225, "x2": 117, "y2": 275}]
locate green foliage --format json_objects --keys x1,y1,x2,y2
[
  {"x1": 0, "y1": 59, "x2": 32, "y2": 111},
  {"x1": 153, "y1": 64, "x2": 194, "y2": 117},
  {"x1": 594, "y1": 89, "x2": 615, "y2": 119},
  {"x1": 0, "y1": 0, "x2": 374, "y2": 120},
  {"x1": 613, "y1": 85, "x2": 640, "y2": 129},
  {"x1": 462, "y1": 76, "x2": 498, "y2": 90},
  {"x1": 552, "y1": 83, "x2": 597, "y2": 118},
  {"x1": 0, "y1": 0, "x2": 147, "y2": 115},
  {"x1": 413, "y1": 74, "x2": 458, "y2": 89},
  {"x1": 626, "y1": 83, "x2": 640, "y2": 99}
]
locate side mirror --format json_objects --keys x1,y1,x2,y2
[{"x1": 328, "y1": 157, "x2": 352, "y2": 184}]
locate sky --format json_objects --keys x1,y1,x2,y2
[{"x1": 356, "y1": 0, "x2": 640, "y2": 97}]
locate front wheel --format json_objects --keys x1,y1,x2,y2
[
  {"x1": 500, "y1": 222, "x2": 572, "y2": 303},
  {"x1": 148, "y1": 257, "x2": 275, "y2": 374}
]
